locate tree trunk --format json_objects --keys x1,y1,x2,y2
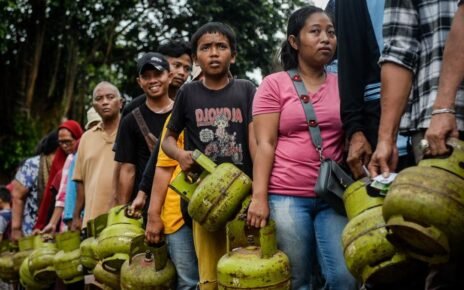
[
  {"x1": 25, "y1": 0, "x2": 47, "y2": 110},
  {"x1": 61, "y1": 39, "x2": 79, "y2": 118}
]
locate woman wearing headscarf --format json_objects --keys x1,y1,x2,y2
[{"x1": 33, "y1": 120, "x2": 83, "y2": 231}]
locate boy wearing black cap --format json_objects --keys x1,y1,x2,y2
[
  {"x1": 114, "y1": 52, "x2": 173, "y2": 205},
  {"x1": 161, "y1": 22, "x2": 256, "y2": 290}
]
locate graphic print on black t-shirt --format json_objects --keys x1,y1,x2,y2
[
  {"x1": 167, "y1": 79, "x2": 256, "y2": 177},
  {"x1": 196, "y1": 107, "x2": 244, "y2": 164}
]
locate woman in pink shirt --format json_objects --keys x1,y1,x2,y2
[{"x1": 247, "y1": 6, "x2": 356, "y2": 290}]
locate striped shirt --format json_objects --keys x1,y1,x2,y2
[{"x1": 380, "y1": 0, "x2": 464, "y2": 133}]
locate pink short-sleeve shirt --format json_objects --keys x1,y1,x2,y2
[{"x1": 253, "y1": 71, "x2": 344, "y2": 197}]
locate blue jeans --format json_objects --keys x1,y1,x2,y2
[
  {"x1": 268, "y1": 194, "x2": 357, "y2": 290},
  {"x1": 167, "y1": 224, "x2": 199, "y2": 290}
]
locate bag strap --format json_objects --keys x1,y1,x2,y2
[
  {"x1": 287, "y1": 69, "x2": 324, "y2": 159},
  {"x1": 132, "y1": 107, "x2": 158, "y2": 153}
]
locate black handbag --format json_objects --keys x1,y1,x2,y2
[{"x1": 287, "y1": 69, "x2": 354, "y2": 215}]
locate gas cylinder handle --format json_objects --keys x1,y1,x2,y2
[
  {"x1": 129, "y1": 235, "x2": 169, "y2": 271},
  {"x1": 226, "y1": 219, "x2": 278, "y2": 259},
  {"x1": 419, "y1": 137, "x2": 464, "y2": 179},
  {"x1": 192, "y1": 150, "x2": 217, "y2": 174}
]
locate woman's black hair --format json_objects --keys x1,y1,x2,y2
[
  {"x1": 35, "y1": 129, "x2": 59, "y2": 155},
  {"x1": 191, "y1": 22, "x2": 237, "y2": 56},
  {"x1": 280, "y1": 5, "x2": 326, "y2": 71}
]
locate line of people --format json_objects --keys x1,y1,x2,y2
[{"x1": 2, "y1": 1, "x2": 463, "y2": 290}]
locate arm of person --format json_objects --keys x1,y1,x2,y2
[
  {"x1": 369, "y1": 63, "x2": 413, "y2": 177},
  {"x1": 425, "y1": 3, "x2": 464, "y2": 155},
  {"x1": 110, "y1": 162, "x2": 122, "y2": 207},
  {"x1": 71, "y1": 181, "x2": 85, "y2": 231},
  {"x1": 145, "y1": 166, "x2": 175, "y2": 244},
  {"x1": 247, "y1": 112, "x2": 279, "y2": 228},
  {"x1": 248, "y1": 122, "x2": 257, "y2": 162},
  {"x1": 162, "y1": 130, "x2": 193, "y2": 172},
  {"x1": 10, "y1": 180, "x2": 28, "y2": 241},
  {"x1": 368, "y1": 0, "x2": 419, "y2": 177},
  {"x1": 129, "y1": 142, "x2": 162, "y2": 215},
  {"x1": 41, "y1": 207, "x2": 64, "y2": 234},
  {"x1": 116, "y1": 162, "x2": 136, "y2": 205}
]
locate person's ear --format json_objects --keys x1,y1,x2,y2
[
  {"x1": 118, "y1": 97, "x2": 123, "y2": 110},
  {"x1": 230, "y1": 51, "x2": 237, "y2": 64},
  {"x1": 288, "y1": 35, "x2": 299, "y2": 51},
  {"x1": 136, "y1": 77, "x2": 142, "y2": 88},
  {"x1": 168, "y1": 71, "x2": 174, "y2": 84}
]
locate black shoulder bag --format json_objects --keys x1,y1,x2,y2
[{"x1": 287, "y1": 69, "x2": 353, "y2": 215}]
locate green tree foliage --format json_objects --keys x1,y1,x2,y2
[{"x1": 0, "y1": 0, "x2": 304, "y2": 176}]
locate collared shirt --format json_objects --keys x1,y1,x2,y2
[
  {"x1": 73, "y1": 122, "x2": 118, "y2": 226},
  {"x1": 380, "y1": 0, "x2": 464, "y2": 132}
]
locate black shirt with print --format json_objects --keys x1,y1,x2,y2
[{"x1": 167, "y1": 79, "x2": 255, "y2": 177}]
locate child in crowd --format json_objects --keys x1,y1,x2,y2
[{"x1": 161, "y1": 22, "x2": 256, "y2": 290}]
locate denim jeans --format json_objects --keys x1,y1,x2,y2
[
  {"x1": 167, "y1": 224, "x2": 199, "y2": 290},
  {"x1": 268, "y1": 194, "x2": 357, "y2": 290}
]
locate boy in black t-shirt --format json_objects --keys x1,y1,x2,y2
[{"x1": 162, "y1": 22, "x2": 256, "y2": 290}]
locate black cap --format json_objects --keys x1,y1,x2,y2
[{"x1": 137, "y1": 52, "x2": 170, "y2": 75}]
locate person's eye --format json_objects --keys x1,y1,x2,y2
[{"x1": 310, "y1": 29, "x2": 321, "y2": 34}]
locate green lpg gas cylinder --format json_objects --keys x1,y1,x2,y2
[
  {"x1": 28, "y1": 234, "x2": 57, "y2": 283},
  {"x1": 169, "y1": 150, "x2": 252, "y2": 232},
  {"x1": 342, "y1": 179, "x2": 422, "y2": 285},
  {"x1": 94, "y1": 261, "x2": 121, "y2": 290},
  {"x1": 81, "y1": 213, "x2": 107, "y2": 271},
  {"x1": 0, "y1": 241, "x2": 17, "y2": 283},
  {"x1": 53, "y1": 231, "x2": 84, "y2": 284},
  {"x1": 120, "y1": 235, "x2": 176, "y2": 290},
  {"x1": 96, "y1": 205, "x2": 144, "y2": 272},
  {"x1": 383, "y1": 138, "x2": 464, "y2": 263},
  {"x1": 217, "y1": 201, "x2": 290, "y2": 290}
]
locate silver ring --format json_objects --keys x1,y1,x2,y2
[{"x1": 419, "y1": 139, "x2": 429, "y2": 151}]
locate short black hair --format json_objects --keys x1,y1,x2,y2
[
  {"x1": 158, "y1": 40, "x2": 192, "y2": 59},
  {"x1": 191, "y1": 22, "x2": 237, "y2": 56},
  {"x1": 0, "y1": 186, "x2": 11, "y2": 203},
  {"x1": 35, "y1": 129, "x2": 59, "y2": 155}
]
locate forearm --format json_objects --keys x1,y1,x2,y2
[
  {"x1": 112, "y1": 162, "x2": 122, "y2": 203},
  {"x1": 11, "y1": 181, "x2": 27, "y2": 231},
  {"x1": 139, "y1": 143, "x2": 160, "y2": 194},
  {"x1": 378, "y1": 63, "x2": 413, "y2": 142},
  {"x1": 162, "y1": 133, "x2": 180, "y2": 161},
  {"x1": 48, "y1": 207, "x2": 64, "y2": 226},
  {"x1": 147, "y1": 166, "x2": 174, "y2": 217},
  {"x1": 435, "y1": 5, "x2": 464, "y2": 109},
  {"x1": 11, "y1": 198, "x2": 25, "y2": 231},
  {"x1": 248, "y1": 122, "x2": 257, "y2": 162},
  {"x1": 72, "y1": 182, "x2": 85, "y2": 220},
  {"x1": 252, "y1": 143, "x2": 275, "y2": 199},
  {"x1": 117, "y1": 163, "x2": 136, "y2": 204}
]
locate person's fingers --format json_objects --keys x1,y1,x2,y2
[
  {"x1": 153, "y1": 233, "x2": 161, "y2": 244},
  {"x1": 368, "y1": 157, "x2": 380, "y2": 178},
  {"x1": 259, "y1": 218, "x2": 267, "y2": 228},
  {"x1": 378, "y1": 155, "x2": 390, "y2": 178}
]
